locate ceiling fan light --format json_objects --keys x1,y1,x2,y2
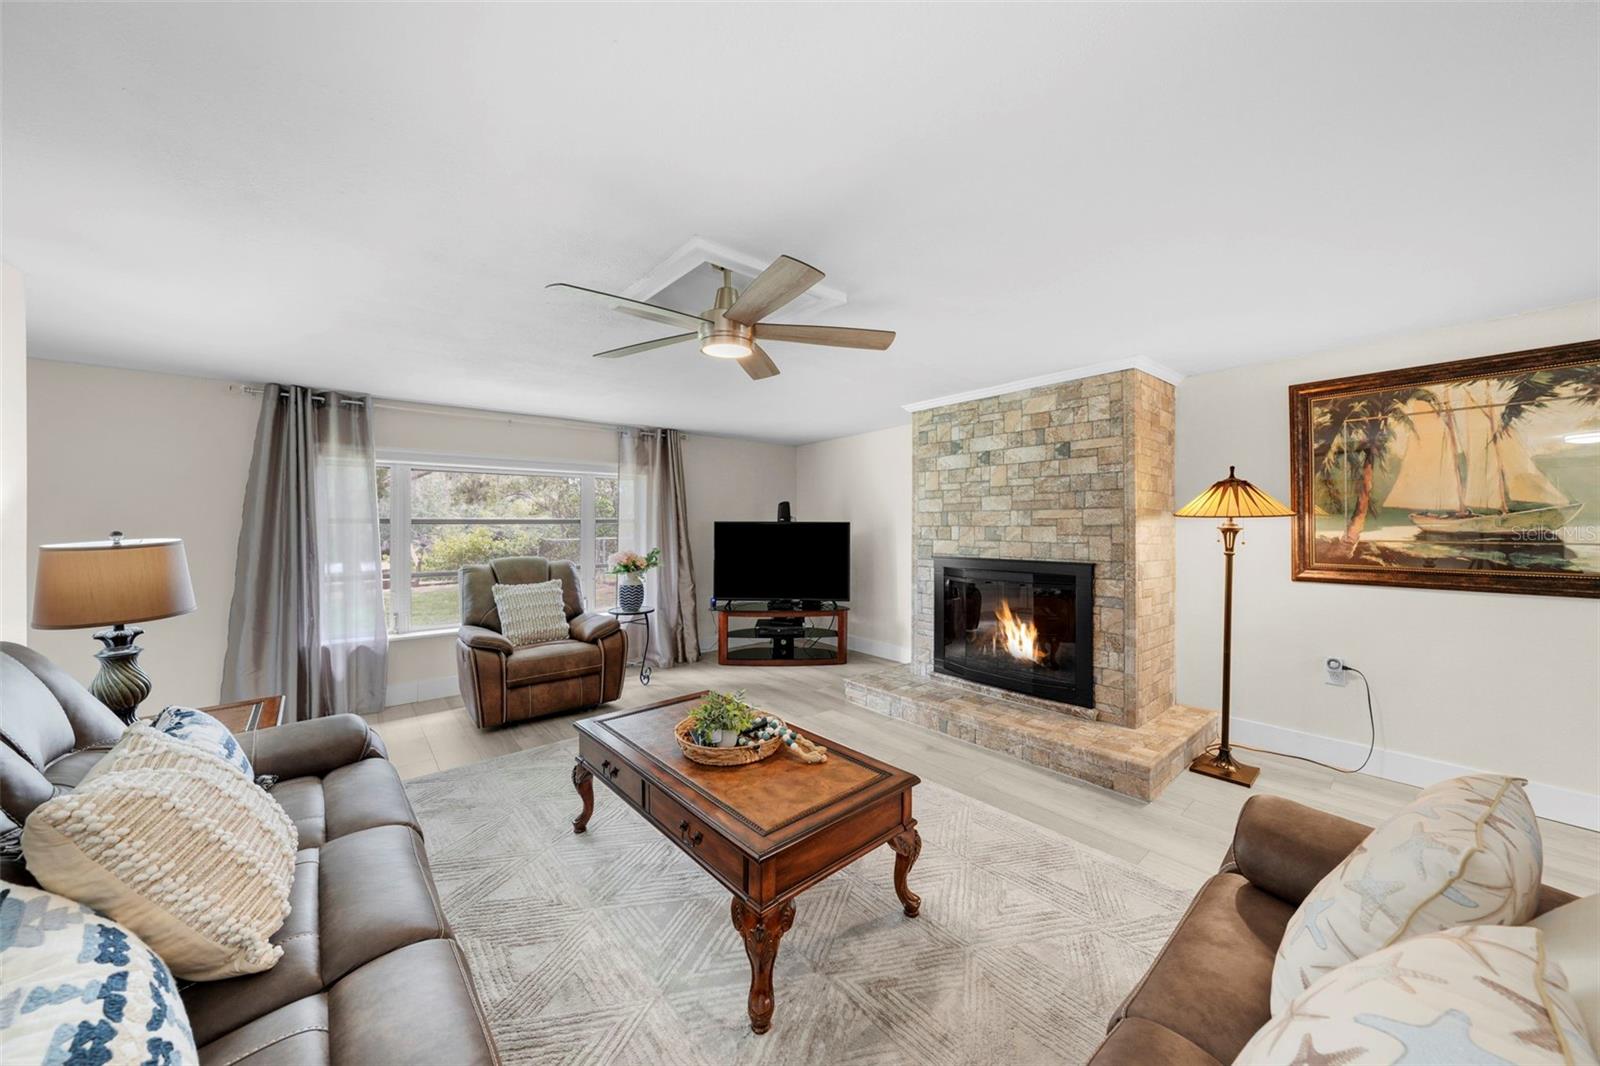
[{"x1": 702, "y1": 338, "x2": 753, "y2": 359}]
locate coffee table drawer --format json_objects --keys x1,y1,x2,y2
[
  {"x1": 645, "y1": 783, "x2": 747, "y2": 889},
  {"x1": 579, "y1": 734, "x2": 643, "y2": 805}
]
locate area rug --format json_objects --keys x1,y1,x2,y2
[{"x1": 406, "y1": 742, "x2": 1194, "y2": 1065}]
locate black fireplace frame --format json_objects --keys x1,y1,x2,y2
[{"x1": 933, "y1": 556, "x2": 1095, "y2": 707}]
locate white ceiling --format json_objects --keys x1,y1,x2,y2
[{"x1": 3, "y1": 3, "x2": 1595, "y2": 444}]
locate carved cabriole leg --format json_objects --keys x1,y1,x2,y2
[
  {"x1": 571, "y1": 761, "x2": 594, "y2": 833},
  {"x1": 890, "y1": 825, "x2": 922, "y2": 917},
  {"x1": 730, "y1": 896, "x2": 796, "y2": 1035}
]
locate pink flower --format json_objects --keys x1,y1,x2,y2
[{"x1": 608, "y1": 548, "x2": 660, "y2": 574}]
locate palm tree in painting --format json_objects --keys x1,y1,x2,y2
[
  {"x1": 1495, "y1": 365, "x2": 1600, "y2": 438},
  {"x1": 1314, "y1": 388, "x2": 1433, "y2": 545}
]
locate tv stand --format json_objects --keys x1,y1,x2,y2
[{"x1": 714, "y1": 603, "x2": 848, "y2": 667}]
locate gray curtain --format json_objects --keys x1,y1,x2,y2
[
  {"x1": 618, "y1": 428, "x2": 699, "y2": 667},
  {"x1": 222, "y1": 385, "x2": 388, "y2": 721}
]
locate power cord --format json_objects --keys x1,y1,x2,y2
[
  {"x1": 1204, "y1": 664, "x2": 1377, "y2": 775},
  {"x1": 803, "y1": 613, "x2": 838, "y2": 652}
]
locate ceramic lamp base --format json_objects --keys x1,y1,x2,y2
[{"x1": 90, "y1": 624, "x2": 150, "y2": 725}]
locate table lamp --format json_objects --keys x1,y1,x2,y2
[
  {"x1": 1174, "y1": 468, "x2": 1294, "y2": 787},
  {"x1": 31, "y1": 531, "x2": 197, "y2": 724}
]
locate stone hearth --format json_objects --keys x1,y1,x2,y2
[
  {"x1": 845, "y1": 666, "x2": 1216, "y2": 801},
  {"x1": 845, "y1": 367, "x2": 1217, "y2": 801}
]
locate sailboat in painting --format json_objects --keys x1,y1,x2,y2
[{"x1": 1383, "y1": 389, "x2": 1583, "y2": 536}]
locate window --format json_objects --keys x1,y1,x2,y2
[{"x1": 377, "y1": 459, "x2": 619, "y2": 634}]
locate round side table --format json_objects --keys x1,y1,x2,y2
[{"x1": 607, "y1": 607, "x2": 655, "y2": 686}]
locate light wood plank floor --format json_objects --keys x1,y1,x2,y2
[{"x1": 371, "y1": 654, "x2": 1600, "y2": 897}]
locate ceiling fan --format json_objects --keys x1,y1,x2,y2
[{"x1": 547, "y1": 255, "x2": 895, "y2": 380}]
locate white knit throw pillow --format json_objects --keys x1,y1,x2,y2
[
  {"x1": 22, "y1": 741, "x2": 298, "y2": 981},
  {"x1": 76, "y1": 722, "x2": 247, "y2": 789},
  {"x1": 493, "y1": 579, "x2": 571, "y2": 646}
]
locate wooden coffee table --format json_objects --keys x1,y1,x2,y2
[{"x1": 571, "y1": 691, "x2": 922, "y2": 1034}]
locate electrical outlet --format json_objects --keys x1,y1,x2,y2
[{"x1": 1324, "y1": 657, "x2": 1349, "y2": 686}]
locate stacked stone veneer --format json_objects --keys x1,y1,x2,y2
[
  {"x1": 911, "y1": 369, "x2": 1176, "y2": 729},
  {"x1": 846, "y1": 367, "x2": 1215, "y2": 802}
]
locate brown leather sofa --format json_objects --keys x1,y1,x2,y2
[
  {"x1": 1088, "y1": 793, "x2": 1577, "y2": 1065},
  {"x1": 0, "y1": 642, "x2": 499, "y2": 1066},
  {"x1": 455, "y1": 556, "x2": 625, "y2": 729}
]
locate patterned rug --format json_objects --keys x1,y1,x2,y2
[{"x1": 406, "y1": 742, "x2": 1194, "y2": 1065}]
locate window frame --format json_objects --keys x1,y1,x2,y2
[{"x1": 377, "y1": 450, "x2": 618, "y2": 636}]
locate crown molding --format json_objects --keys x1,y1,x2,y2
[{"x1": 900, "y1": 357, "x2": 1187, "y2": 413}]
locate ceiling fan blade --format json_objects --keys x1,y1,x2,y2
[
  {"x1": 739, "y1": 343, "x2": 781, "y2": 380},
  {"x1": 724, "y1": 255, "x2": 825, "y2": 326},
  {"x1": 591, "y1": 333, "x2": 696, "y2": 359},
  {"x1": 546, "y1": 283, "x2": 710, "y2": 330},
  {"x1": 754, "y1": 323, "x2": 896, "y2": 350}
]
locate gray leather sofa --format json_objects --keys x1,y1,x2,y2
[{"x1": 0, "y1": 641, "x2": 500, "y2": 1065}]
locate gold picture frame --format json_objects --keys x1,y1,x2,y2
[{"x1": 1289, "y1": 339, "x2": 1600, "y2": 598}]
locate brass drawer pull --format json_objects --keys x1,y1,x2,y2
[
  {"x1": 689, "y1": 831, "x2": 703, "y2": 846},
  {"x1": 678, "y1": 820, "x2": 690, "y2": 834}
]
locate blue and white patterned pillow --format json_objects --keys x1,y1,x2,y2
[
  {"x1": 148, "y1": 706, "x2": 253, "y2": 779},
  {"x1": 0, "y1": 881, "x2": 198, "y2": 1065}
]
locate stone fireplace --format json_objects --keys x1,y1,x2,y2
[
  {"x1": 845, "y1": 367, "x2": 1217, "y2": 801},
  {"x1": 934, "y1": 556, "x2": 1094, "y2": 707}
]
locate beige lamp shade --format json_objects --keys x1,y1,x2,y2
[
  {"x1": 1175, "y1": 466, "x2": 1294, "y2": 520},
  {"x1": 32, "y1": 537, "x2": 197, "y2": 630}
]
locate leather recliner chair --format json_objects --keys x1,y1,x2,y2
[{"x1": 455, "y1": 557, "x2": 625, "y2": 729}]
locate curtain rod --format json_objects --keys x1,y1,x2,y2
[{"x1": 233, "y1": 384, "x2": 680, "y2": 438}]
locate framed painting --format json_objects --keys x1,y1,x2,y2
[{"x1": 1289, "y1": 338, "x2": 1600, "y2": 598}]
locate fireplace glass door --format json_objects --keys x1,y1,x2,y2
[{"x1": 934, "y1": 558, "x2": 1093, "y2": 706}]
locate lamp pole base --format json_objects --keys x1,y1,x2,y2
[
  {"x1": 90, "y1": 625, "x2": 151, "y2": 726},
  {"x1": 1189, "y1": 748, "x2": 1260, "y2": 788}
]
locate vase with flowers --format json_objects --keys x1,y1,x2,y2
[{"x1": 608, "y1": 548, "x2": 661, "y2": 612}]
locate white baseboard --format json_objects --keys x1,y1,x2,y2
[
  {"x1": 848, "y1": 636, "x2": 911, "y2": 663},
  {"x1": 385, "y1": 674, "x2": 458, "y2": 707},
  {"x1": 1231, "y1": 716, "x2": 1599, "y2": 832}
]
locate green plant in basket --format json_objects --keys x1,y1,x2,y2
[{"x1": 690, "y1": 690, "x2": 756, "y2": 747}]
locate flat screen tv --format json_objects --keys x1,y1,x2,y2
[{"x1": 713, "y1": 521, "x2": 850, "y2": 602}]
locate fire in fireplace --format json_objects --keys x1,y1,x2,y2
[{"x1": 934, "y1": 557, "x2": 1094, "y2": 706}]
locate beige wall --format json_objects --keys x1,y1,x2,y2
[
  {"x1": 2, "y1": 266, "x2": 27, "y2": 642},
  {"x1": 795, "y1": 425, "x2": 912, "y2": 660},
  {"x1": 683, "y1": 434, "x2": 798, "y2": 651},
  {"x1": 1174, "y1": 299, "x2": 1600, "y2": 822},
  {"x1": 26, "y1": 362, "x2": 258, "y2": 706},
  {"x1": 24, "y1": 360, "x2": 802, "y2": 704}
]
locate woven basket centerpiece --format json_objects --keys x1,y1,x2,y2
[{"x1": 674, "y1": 701, "x2": 827, "y2": 767}]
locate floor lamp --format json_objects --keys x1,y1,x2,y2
[{"x1": 1174, "y1": 467, "x2": 1294, "y2": 787}]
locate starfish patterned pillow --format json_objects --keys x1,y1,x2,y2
[
  {"x1": 1271, "y1": 774, "x2": 1543, "y2": 1015},
  {"x1": 1239, "y1": 925, "x2": 1597, "y2": 1065}
]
